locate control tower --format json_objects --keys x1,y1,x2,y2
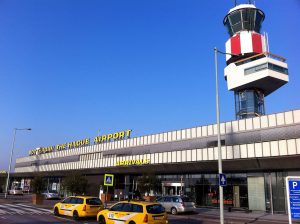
[{"x1": 223, "y1": 3, "x2": 289, "y2": 119}]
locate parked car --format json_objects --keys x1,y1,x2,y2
[
  {"x1": 53, "y1": 196, "x2": 104, "y2": 220},
  {"x1": 8, "y1": 188, "x2": 23, "y2": 195},
  {"x1": 156, "y1": 196, "x2": 195, "y2": 215},
  {"x1": 42, "y1": 190, "x2": 60, "y2": 199},
  {"x1": 97, "y1": 200, "x2": 168, "y2": 224}
]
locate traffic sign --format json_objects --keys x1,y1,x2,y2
[
  {"x1": 219, "y1": 173, "x2": 227, "y2": 186},
  {"x1": 104, "y1": 174, "x2": 114, "y2": 186},
  {"x1": 286, "y1": 176, "x2": 300, "y2": 224}
]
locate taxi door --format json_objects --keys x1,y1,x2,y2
[
  {"x1": 118, "y1": 203, "x2": 137, "y2": 222},
  {"x1": 59, "y1": 197, "x2": 73, "y2": 216},
  {"x1": 106, "y1": 203, "x2": 126, "y2": 224}
]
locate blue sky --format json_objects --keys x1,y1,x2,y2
[{"x1": 0, "y1": 0, "x2": 299, "y2": 171}]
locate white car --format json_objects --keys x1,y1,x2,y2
[
  {"x1": 156, "y1": 196, "x2": 195, "y2": 215},
  {"x1": 8, "y1": 188, "x2": 23, "y2": 195},
  {"x1": 42, "y1": 190, "x2": 60, "y2": 199}
]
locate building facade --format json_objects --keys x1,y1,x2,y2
[
  {"x1": 11, "y1": 3, "x2": 298, "y2": 214},
  {"x1": 14, "y1": 109, "x2": 300, "y2": 213}
]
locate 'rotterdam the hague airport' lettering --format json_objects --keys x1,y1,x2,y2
[
  {"x1": 94, "y1": 130, "x2": 131, "y2": 144},
  {"x1": 116, "y1": 159, "x2": 150, "y2": 166},
  {"x1": 29, "y1": 129, "x2": 132, "y2": 156}
]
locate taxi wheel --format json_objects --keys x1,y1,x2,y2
[
  {"x1": 54, "y1": 207, "x2": 59, "y2": 216},
  {"x1": 73, "y1": 210, "x2": 79, "y2": 220},
  {"x1": 129, "y1": 221, "x2": 136, "y2": 224},
  {"x1": 98, "y1": 216, "x2": 106, "y2": 224},
  {"x1": 171, "y1": 207, "x2": 178, "y2": 215}
]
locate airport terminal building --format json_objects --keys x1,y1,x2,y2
[
  {"x1": 9, "y1": 3, "x2": 299, "y2": 215},
  {"x1": 14, "y1": 109, "x2": 300, "y2": 213}
]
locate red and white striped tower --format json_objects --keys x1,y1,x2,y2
[{"x1": 223, "y1": 3, "x2": 289, "y2": 119}]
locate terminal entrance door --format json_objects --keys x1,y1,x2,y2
[
  {"x1": 232, "y1": 185, "x2": 248, "y2": 208},
  {"x1": 233, "y1": 186, "x2": 240, "y2": 207},
  {"x1": 162, "y1": 182, "x2": 184, "y2": 196},
  {"x1": 248, "y1": 177, "x2": 266, "y2": 211}
]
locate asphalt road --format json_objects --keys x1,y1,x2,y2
[
  {"x1": 0, "y1": 203, "x2": 294, "y2": 224},
  {"x1": 0, "y1": 194, "x2": 295, "y2": 224}
]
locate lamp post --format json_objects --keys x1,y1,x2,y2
[
  {"x1": 214, "y1": 47, "x2": 237, "y2": 224},
  {"x1": 214, "y1": 47, "x2": 224, "y2": 224},
  {"x1": 5, "y1": 128, "x2": 31, "y2": 199}
]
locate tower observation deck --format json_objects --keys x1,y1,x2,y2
[{"x1": 223, "y1": 4, "x2": 289, "y2": 119}]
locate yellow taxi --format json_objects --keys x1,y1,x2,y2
[
  {"x1": 97, "y1": 200, "x2": 168, "y2": 224},
  {"x1": 53, "y1": 196, "x2": 104, "y2": 220}
]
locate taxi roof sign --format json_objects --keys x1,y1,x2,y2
[{"x1": 104, "y1": 174, "x2": 114, "y2": 186}]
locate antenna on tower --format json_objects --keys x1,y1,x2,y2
[{"x1": 234, "y1": 0, "x2": 237, "y2": 6}]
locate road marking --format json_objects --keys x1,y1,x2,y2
[
  {"x1": 0, "y1": 204, "x2": 52, "y2": 216},
  {"x1": 0, "y1": 208, "x2": 14, "y2": 215},
  {"x1": 0, "y1": 209, "x2": 8, "y2": 214},
  {"x1": 5, "y1": 204, "x2": 45, "y2": 214},
  {"x1": 0, "y1": 204, "x2": 25, "y2": 215},
  {"x1": 16, "y1": 204, "x2": 52, "y2": 213}
]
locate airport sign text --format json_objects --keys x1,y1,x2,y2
[
  {"x1": 116, "y1": 159, "x2": 150, "y2": 166},
  {"x1": 29, "y1": 129, "x2": 132, "y2": 156}
]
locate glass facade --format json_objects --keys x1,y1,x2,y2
[
  {"x1": 157, "y1": 174, "x2": 248, "y2": 209},
  {"x1": 224, "y1": 7, "x2": 265, "y2": 36},
  {"x1": 123, "y1": 171, "x2": 294, "y2": 213},
  {"x1": 112, "y1": 170, "x2": 300, "y2": 214},
  {"x1": 235, "y1": 89, "x2": 265, "y2": 119}
]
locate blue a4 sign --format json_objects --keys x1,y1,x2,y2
[
  {"x1": 219, "y1": 173, "x2": 227, "y2": 187},
  {"x1": 286, "y1": 176, "x2": 300, "y2": 223}
]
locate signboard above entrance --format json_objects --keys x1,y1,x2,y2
[
  {"x1": 116, "y1": 159, "x2": 150, "y2": 166},
  {"x1": 28, "y1": 129, "x2": 132, "y2": 156}
]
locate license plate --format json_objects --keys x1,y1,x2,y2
[{"x1": 154, "y1": 216, "x2": 163, "y2": 220}]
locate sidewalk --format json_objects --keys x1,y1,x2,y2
[{"x1": 195, "y1": 207, "x2": 293, "y2": 223}]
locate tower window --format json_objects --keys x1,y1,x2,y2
[
  {"x1": 244, "y1": 63, "x2": 288, "y2": 75},
  {"x1": 224, "y1": 8, "x2": 265, "y2": 37}
]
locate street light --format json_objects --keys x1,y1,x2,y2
[
  {"x1": 214, "y1": 47, "x2": 239, "y2": 223},
  {"x1": 214, "y1": 48, "x2": 237, "y2": 224},
  {"x1": 5, "y1": 128, "x2": 31, "y2": 199},
  {"x1": 214, "y1": 47, "x2": 224, "y2": 224}
]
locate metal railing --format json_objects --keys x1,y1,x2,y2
[{"x1": 235, "y1": 52, "x2": 286, "y2": 66}]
